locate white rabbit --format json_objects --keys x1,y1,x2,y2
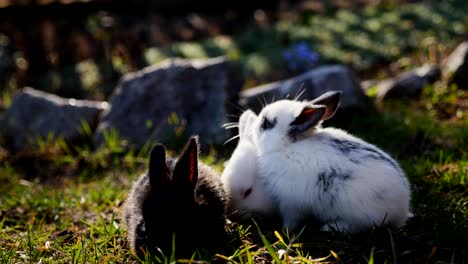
[
  {"x1": 250, "y1": 91, "x2": 411, "y2": 233},
  {"x1": 221, "y1": 109, "x2": 277, "y2": 221}
]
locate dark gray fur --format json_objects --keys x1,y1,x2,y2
[
  {"x1": 374, "y1": 190, "x2": 385, "y2": 201},
  {"x1": 327, "y1": 138, "x2": 403, "y2": 175},
  {"x1": 317, "y1": 168, "x2": 352, "y2": 193},
  {"x1": 123, "y1": 138, "x2": 228, "y2": 258},
  {"x1": 316, "y1": 168, "x2": 352, "y2": 209}
]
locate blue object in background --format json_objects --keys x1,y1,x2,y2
[{"x1": 282, "y1": 41, "x2": 320, "y2": 72}]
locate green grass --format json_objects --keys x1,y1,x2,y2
[
  {"x1": 0, "y1": 88, "x2": 467, "y2": 263},
  {"x1": 142, "y1": 0, "x2": 468, "y2": 86},
  {"x1": 0, "y1": 173, "x2": 132, "y2": 263}
]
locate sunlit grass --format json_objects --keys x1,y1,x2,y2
[{"x1": 0, "y1": 88, "x2": 467, "y2": 263}]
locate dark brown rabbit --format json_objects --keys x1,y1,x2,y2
[{"x1": 123, "y1": 136, "x2": 228, "y2": 258}]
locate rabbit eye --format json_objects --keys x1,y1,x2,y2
[
  {"x1": 242, "y1": 188, "x2": 252, "y2": 199},
  {"x1": 261, "y1": 117, "x2": 277, "y2": 130}
]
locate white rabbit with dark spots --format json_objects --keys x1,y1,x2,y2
[{"x1": 250, "y1": 91, "x2": 411, "y2": 233}]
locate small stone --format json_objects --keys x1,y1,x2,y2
[
  {"x1": 414, "y1": 64, "x2": 441, "y2": 84},
  {"x1": 378, "y1": 73, "x2": 427, "y2": 100},
  {"x1": 377, "y1": 64, "x2": 441, "y2": 101},
  {"x1": 445, "y1": 41, "x2": 468, "y2": 90}
]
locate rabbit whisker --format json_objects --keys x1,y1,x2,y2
[
  {"x1": 294, "y1": 83, "x2": 307, "y2": 101},
  {"x1": 222, "y1": 122, "x2": 239, "y2": 128},
  {"x1": 239, "y1": 101, "x2": 250, "y2": 111},
  {"x1": 223, "y1": 125, "x2": 239, "y2": 130},
  {"x1": 261, "y1": 94, "x2": 269, "y2": 107},
  {"x1": 222, "y1": 122, "x2": 239, "y2": 129},
  {"x1": 227, "y1": 101, "x2": 247, "y2": 113},
  {"x1": 224, "y1": 134, "x2": 240, "y2": 145},
  {"x1": 256, "y1": 96, "x2": 265, "y2": 108}
]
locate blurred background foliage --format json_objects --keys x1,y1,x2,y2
[{"x1": 0, "y1": 0, "x2": 467, "y2": 102}]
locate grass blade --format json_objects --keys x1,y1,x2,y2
[
  {"x1": 388, "y1": 228, "x2": 397, "y2": 264},
  {"x1": 253, "y1": 221, "x2": 281, "y2": 263},
  {"x1": 274, "y1": 231, "x2": 286, "y2": 246},
  {"x1": 368, "y1": 247, "x2": 375, "y2": 264},
  {"x1": 330, "y1": 249, "x2": 344, "y2": 264}
]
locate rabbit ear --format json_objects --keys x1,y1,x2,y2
[
  {"x1": 310, "y1": 90, "x2": 342, "y2": 121},
  {"x1": 173, "y1": 136, "x2": 199, "y2": 188},
  {"x1": 288, "y1": 106, "x2": 326, "y2": 138},
  {"x1": 148, "y1": 144, "x2": 168, "y2": 187},
  {"x1": 239, "y1": 110, "x2": 257, "y2": 138}
]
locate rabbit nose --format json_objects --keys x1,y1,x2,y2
[{"x1": 241, "y1": 188, "x2": 252, "y2": 199}]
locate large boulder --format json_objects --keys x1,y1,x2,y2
[
  {"x1": 376, "y1": 64, "x2": 441, "y2": 101},
  {"x1": 239, "y1": 65, "x2": 366, "y2": 113},
  {"x1": 0, "y1": 87, "x2": 108, "y2": 151},
  {"x1": 94, "y1": 57, "x2": 229, "y2": 147},
  {"x1": 445, "y1": 41, "x2": 468, "y2": 90}
]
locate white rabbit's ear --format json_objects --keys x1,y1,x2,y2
[
  {"x1": 238, "y1": 110, "x2": 257, "y2": 138},
  {"x1": 149, "y1": 144, "x2": 168, "y2": 188},
  {"x1": 310, "y1": 91, "x2": 342, "y2": 120},
  {"x1": 288, "y1": 106, "x2": 326, "y2": 137}
]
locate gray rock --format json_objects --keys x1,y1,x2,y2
[
  {"x1": 414, "y1": 64, "x2": 441, "y2": 84},
  {"x1": 94, "y1": 57, "x2": 228, "y2": 147},
  {"x1": 0, "y1": 87, "x2": 108, "y2": 151},
  {"x1": 377, "y1": 64, "x2": 441, "y2": 101},
  {"x1": 239, "y1": 65, "x2": 366, "y2": 113},
  {"x1": 445, "y1": 41, "x2": 468, "y2": 90},
  {"x1": 377, "y1": 73, "x2": 427, "y2": 100}
]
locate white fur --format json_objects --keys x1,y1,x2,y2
[
  {"x1": 251, "y1": 98, "x2": 411, "y2": 233},
  {"x1": 221, "y1": 110, "x2": 277, "y2": 220}
]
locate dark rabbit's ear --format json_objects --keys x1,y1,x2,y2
[
  {"x1": 288, "y1": 106, "x2": 326, "y2": 138},
  {"x1": 148, "y1": 144, "x2": 168, "y2": 187},
  {"x1": 173, "y1": 136, "x2": 199, "y2": 188},
  {"x1": 310, "y1": 90, "x2": 342, "y2": 121}
]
